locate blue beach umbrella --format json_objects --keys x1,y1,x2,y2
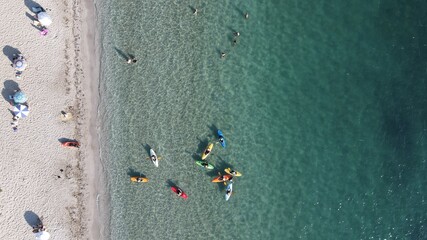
[
  {"x1": 13, "y1": 104, "x2": 29, "y2": 118},
  {"x1": 13, "y1": 91, "x2": 27, "y2": 104}
]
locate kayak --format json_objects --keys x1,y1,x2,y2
[
  {"x1": 195, "y1": 160, "x2": 214, "y2": 170},
  {"x1": 171, "y1": 186, "x2": 188, "y2": 199},
  {"x1": 149, "y1": 149, "x2": 159, "y2": 167},
  {"x1": 61, "y1": 141, "x2": 80, "y2": 148},
  {"x1": 201, "y1": 143, "x2": 214, "y2": 160},
  {"x1": 225, "y1": 168, "x2": 242, "y2": 177},
  {"x1": 217, "y1": 130, "x2": 226, "y2": 148},
  {"x1": 225, "y1": 182, "x2": 233, "y2": 201},
  {"x1": 130, "y1": 176, "x2": 149, "y2": 182},
  {"x1": 211, "y1": 174, "x2": 233, "y2": 183}
]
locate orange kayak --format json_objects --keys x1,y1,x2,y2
[
  {"x1": 130, "y1": 176, "x2": 149, "y2": 182},
  {"x1": 211, "y1": 174, "x2": 233, "y2": 183}
]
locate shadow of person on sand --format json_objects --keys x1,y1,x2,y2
[
  {"x1": 2, "y1": 80, "x2": 20, "y2": 103},
  {"x1": 58, "y1": 138, "x2": 77, "y2": 143},
  {"x1": 25, "y1": 11, "x2": 37, "y2": 22},
  {"x1": 3, "y1": 46, "x2": 21, "y2": 63},
  {"x1": 24, "y1": 211, "x2": 42, "y2": 228},
  {"x1": 25, "y1": 12, "x2": 45, "y2": 32}
]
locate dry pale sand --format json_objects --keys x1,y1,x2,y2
[{"x1": 0, "y1": 0, "x2": 101, "y2": 239}]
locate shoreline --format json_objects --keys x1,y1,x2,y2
[{"x1": 79, "y1": 0, "x2": 107, "y2": 239}]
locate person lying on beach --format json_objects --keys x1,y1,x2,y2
[{"x1": 32, "y1": 224, "x2": 45, "y2": 233}]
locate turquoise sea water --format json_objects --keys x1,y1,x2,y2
[{"x1": 98, "y1": 0, "x2": 427, "y2": 239}]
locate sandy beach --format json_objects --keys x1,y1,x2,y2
[{"x1": 0, "y1": 0, "x2": 100, "y2": 239}]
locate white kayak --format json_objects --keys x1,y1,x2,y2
[
  {"x1": 149, "y1": 149, "x2": 159, "y2": 167},
  {"x1": 225, "y1": 182, "x2": 233, "y2": 201}
]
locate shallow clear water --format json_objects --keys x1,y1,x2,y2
[{"x1": 98, "y1": 0, "x2": 427, "y2": 239}]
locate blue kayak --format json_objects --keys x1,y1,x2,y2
[{"x1": 217, "y1": 130, "x2": 226, "y2": 148}]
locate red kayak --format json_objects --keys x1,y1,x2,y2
[
  {"x1": 171, "y1": 186, "x2": 188, "y2": 199},
  {"x1": 61, "y1": 141, "x2": 80, "y2": 148}
]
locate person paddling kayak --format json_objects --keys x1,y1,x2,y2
[{"x1": 204, "y1": 148, "x2": 211, "y2": 155}]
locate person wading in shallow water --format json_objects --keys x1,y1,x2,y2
[{"x1": 126, "y1": 55, "x2": 137, "y2": 64}]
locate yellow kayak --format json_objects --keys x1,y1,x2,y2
[
  {"x1": 201, "y1": 143, "x2": 214, "y2": 160},
  {"x1": 130, "y1": 176, "x2": 149, "y2": 182},
  {"x1": 225, "y1": 168, "x2": 242, "y2": 177}
]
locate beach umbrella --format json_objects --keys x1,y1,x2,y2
[
  {"x1": 13, "y1": 58, "x2": 27, "y2": 71},
  {"x1": 12, "y1": 104, "x2": 29, "y2": 118},
  {"x1": 34, "y1": 231, "x2": 50, "y2": 240},
  {"x1": 37, "y1": 12, "x2": 52, "y2": 26},
  {"x1": 13, "y1": 91, "x2": 27, "y2": 104}
]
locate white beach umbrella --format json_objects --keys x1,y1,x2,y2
[
  {"x1": 37, "y1": 12, "x2": 52, "y2": 26},
  {"x1": 34, "y1": 231, "x2": 50, "y2": 240},
  {"x1": 12, "y1": 104, "x2": 29, "y2": 118}
]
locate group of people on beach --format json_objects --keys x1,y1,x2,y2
[
  {"x1": 4, "y1": 4, "x2": 56, "y2": 238},
  {"x1": 31, "y1": 6, "x2": 52, "y2": 36},
  {"x1": 6, "y1": 5, "x2": 54, "y2": 132}
]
